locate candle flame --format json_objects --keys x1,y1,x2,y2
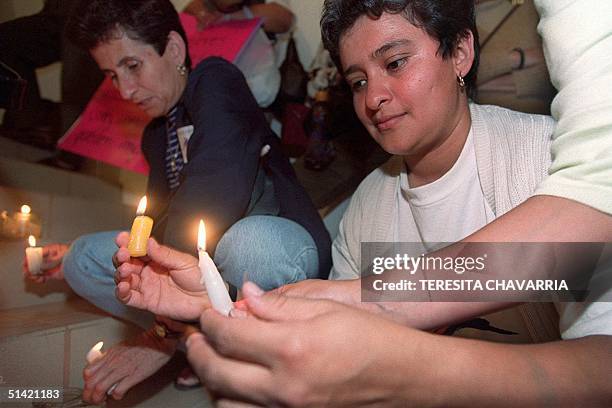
[
  {"x1": 136, "y1": 196, "x2": 147, "y2": 216},
  {"x1": 28, "y1": 235, "x2": 36, "y2": 247},
  {"x1": 21, "y1": 205, "x2": 31, "y2": 214},
  {"x1": 91, "y1": 341, "x2": 104, "y2": 352},
  {"x1": 197, "y1": 219, "x2": 206, "y2": 251}
]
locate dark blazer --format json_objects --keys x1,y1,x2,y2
[{"x1": 142, "y1": 57, "x2": 331, "y2": 278}]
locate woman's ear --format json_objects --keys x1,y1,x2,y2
[
  {"x1": 165, "y1": 30, "x2": 187, "y2": 66},
  {"x1": 453, "y1": 30, "x2": 475, "y2": 78}
]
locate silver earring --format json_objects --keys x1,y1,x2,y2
[
  {"x1": 177, "y1": 63, "x2": 187, "y2": 76},
  {"x1": 457, "y1": 74, "x2": 466, "y2": 90}
]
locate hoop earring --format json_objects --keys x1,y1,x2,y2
[
  {"x1": 457, "y1": 74, "x2": 466, "y2": 91},
  {"x1": 177, "y1": 63, "x2": 187, "y2": 76}
]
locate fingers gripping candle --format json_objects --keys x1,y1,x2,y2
[
  {"x1": 128, "y1": 196, "x2": 154, "y2": 257},
  {"x1": 198, "y1": 220, "x2": 233, "y2": 316}
]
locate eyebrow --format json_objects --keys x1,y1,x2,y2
[
  {"x1": 343, "y1": 39, "x2": 413, "y2": 76},
  {"x1": 373, "y1": 39, "x2": 413, "y2": 59}
]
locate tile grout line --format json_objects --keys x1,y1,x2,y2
[{"x1": 63, "y1": 327, "x2": 71, "y2": 389}]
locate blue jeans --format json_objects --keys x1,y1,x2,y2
[{"x1": 63, "y1": 216, "x2": 319, "y2": 327}]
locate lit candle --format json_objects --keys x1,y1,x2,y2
[
  {"x1": 25, "y1": 235, "x2": 43, "y2": 275},
  {"x1": 128, "y1": 196, "x2": 154, "y2": 257},
  {"x1": 86, "y1": 341, "x2": 118, "y2": 394},
  {"x1": 86, "y1": 341, "x2": 104, "y2": 364},
  {"x1": 197, "y1": 220, "x2": 233, "y2": 316},
  {"x1": 16, "y1": 204, "x2": 31, "y2": 237}
]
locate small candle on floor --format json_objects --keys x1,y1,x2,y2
[
  {"x1": 86, "y1": 341, "x2": 104, "y2": 364},
  {"x1": 86, "y1": 341, "x2": 118, "y2": 395},
  {"x1": 197, "y1": 220, "x2": 233, "y2": 316},
  {"x1": 25, "y1": 235, "x2": 43, "y2": 275},
  {"x1": 128, "y1": 196, "x2": 154, "y2": 257}
]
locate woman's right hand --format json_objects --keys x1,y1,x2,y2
[
  {"x1": 114, "y1": 232, "x2": 211, "y2": 321},
  {"x1": 22, "y1": 243, "x2": 68, "y2": 283}
]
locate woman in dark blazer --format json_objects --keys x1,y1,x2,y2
[{"x1": 22, "y1": 0, "x2": 331, "y2": 402}]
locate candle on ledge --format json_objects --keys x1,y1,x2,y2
[
  {"x1": 86, "y1": 341, "x2": 118, "y2": 394},
  {"x1": 9, "y1": 204, "x2": 42, "y2": 238},
  {"x1": 197, "y1": 220, "x2": 233, "y2": 316},
  {"x1": 128, "y1": 196, "x2": 154, "y2": 257},
  {"x1": 25, "y1": 235, "x2": 43, "y2": 275},
  {"x1": 16, "y1": 204, "x2": 31, "y2": 237}
]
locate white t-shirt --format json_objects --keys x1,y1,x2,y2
[
  {"x1": 396, "y1": 129, "x2": 495, "y2": 248},
  {"x1": 395, "y1": 129, "x2": 611, "y2": 340}
]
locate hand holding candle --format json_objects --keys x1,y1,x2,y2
[
  {"x1": 25, "y1": 235, "x2": 43, "y2": 275},
  {"x1": 128, "y1": 196, "x2": 154, "y2": 257},
  {"x1": 198, "y1": 220, "x2": 233, "y2": 316}
]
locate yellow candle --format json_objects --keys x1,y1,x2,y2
[{"x1": 128, "y1": 196, "x2": 153, "y2": 257}]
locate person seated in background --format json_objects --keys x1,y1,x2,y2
[
  {"x1": 184, "y1": 0, "x2": 295, "y2": 108},
  {"x1": 474, "y1": 0, "x2": 556, "y2": 114},
  {"x1": 0, "y1": 0, "x2": 102, "y2": 168},
  {"x1": 23, "y1": 0, "x2": 331, "y2": 403},
  {"x1": 113, "y1": 0, "x2": 612, "y2": 405}
]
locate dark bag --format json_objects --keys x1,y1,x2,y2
[
  {"x1": 0, "y1": 61, "x2": 27, "y2": 110},
  {"x1": 277, "y1": 35, "x2": 308, "y2": 104},
  {"x1": 280, "y1": 102, "x2": 310, "y2": 158}
]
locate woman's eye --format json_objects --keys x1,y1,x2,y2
[
  {"x1": 387, "y1": 57, "x2": 407, "y2": 71},
  {"x1": 351, "y1": 79, "x2": 367, "y2": 92},
  {"x1": 127, "y1": 62, "x2": 140, "y2": 71}
]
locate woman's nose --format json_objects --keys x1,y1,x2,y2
[
  {"x1": 365, "y1": 77, "x2": 391, "y2": 111},
  {"x1": 116, "y1": 77, "x2": 137, "y2": 101}
]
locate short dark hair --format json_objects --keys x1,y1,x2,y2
[
  {"x1": 66, "y1": 0, "x2": 191, "y2": 69},
  {"x1": 321, "y1": 0, "x2": 479, "y2": 97}
]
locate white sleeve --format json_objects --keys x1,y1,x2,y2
[
  {"x1": 329, "y1": 191, "x2": 365, "y2": 280},
  {"x1": 533, "y1": 0, "x2": 612, "y2": 215}
]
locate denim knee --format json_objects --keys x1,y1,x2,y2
[
  {"x1": 62, "y1": 231, "x2": 153, "y2": 329},
  {"x1": 214, "y1": 216, "x2": 319, "y2": 291},
  {"x1": 63, "y1": 230, "x2": 118, "y2": 292}
]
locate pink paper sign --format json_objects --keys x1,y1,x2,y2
[{"x1": 59, "y1": 13, "x2": 262, "y2": 174}]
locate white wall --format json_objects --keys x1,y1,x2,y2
[{"x1": 285, "y1": 0, "x2": 325, "y2": 69}]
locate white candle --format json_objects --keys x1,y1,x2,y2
[
  {"x1": 86, "y1": 341, "x2": 105, "y2": 364},
  {"x1": 25, "y1": 235, "x2": 43, "y2": 275},
  {"x1": 197, "y1": 220, "x2": 233, "y2": 316},
  {"x1": 86, "y1": 341, "x2": 118, "y2": 394}
]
